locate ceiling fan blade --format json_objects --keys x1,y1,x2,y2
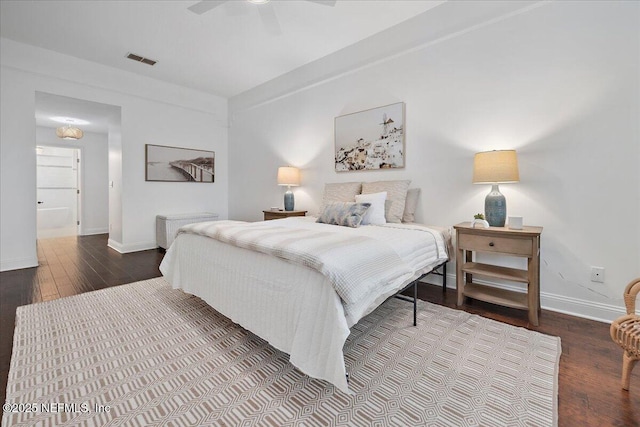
[
  {"x1": 187, "y1": 0, "x2": 228, "y2": 15},
  {"x1": 305, "y1": 0, "x2": 337, "y2": 6},
  {"x1": 257, "y1": 3, "x2": 282, "y2": 36}
]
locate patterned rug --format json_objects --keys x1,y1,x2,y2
[{"x1": 3, "y1": 278, "x2": 560, "y2": 427}]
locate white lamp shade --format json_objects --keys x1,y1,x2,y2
[
  {"x1": 473, "y1": 150, "x2": 519, "y2": 184},
  {"x1": 277, "y1": 166, "x2": 300, "y2": 186}
]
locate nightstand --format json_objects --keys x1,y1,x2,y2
[
  {"x1": 454, "y1": 222, "x2": 543, "y2": 325},
  {"x1": 263, "y1": 210, "x2": 307, "y2": 221}
]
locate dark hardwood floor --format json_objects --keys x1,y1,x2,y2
[{"x1": 0, "y1": 234, "x2": 638, "y2": 426}]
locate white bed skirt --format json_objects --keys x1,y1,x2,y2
[{"x1": 161, "y1": 233, "x2": 353, "y2": 393}]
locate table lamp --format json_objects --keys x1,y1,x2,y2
[
  {"x1": 277, "y1": 166, "x2": 300, "y2": 211},
  {"x1": 472, "y1": 150, "x2": 519, "y2": 227}
]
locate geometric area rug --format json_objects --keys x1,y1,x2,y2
[{"x1": 3, "y1": 278, "x2": 560, "y2": 427}]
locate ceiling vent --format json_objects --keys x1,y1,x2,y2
[{"x1": 126, "y1": 52, "x2": 157, "y2": 66}]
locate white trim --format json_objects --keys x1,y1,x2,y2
[
  {"x1": 107, "y1": 239, "x2": 123, "y2": 253},
  {"x1": 540, "y1": 293, "x2": 624, "y2": 324},
  {"x1": 36, "y1": 145, "x2": 81, "y2": 240},
  {"x1": 108, "y1": 239, "x2": 157, "y2": 254},
  {"x1": 0, "y1": 256, "x2": 38, "y2": 272},
  {"x1": 81, "y1": 227, "x2": 109, "y2": 236},
  {"x1": 421, "y1": 273, "x2": 623, "y2": 324},
  {"x1": 76, "y1": 148, "x2": 83, "y2": 237}
]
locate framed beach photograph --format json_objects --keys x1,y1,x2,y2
[
  {"x1": 145, "y1": 144, "x2": 215, "y2": 183},
  {"x1": 334, "y1": 102, "x2": 405, "y2": 172}
]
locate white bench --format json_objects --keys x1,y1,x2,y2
[{"x1": 156, "y1": 212, "x2": 219, "y2": 249}]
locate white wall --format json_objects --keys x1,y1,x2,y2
[
  {"x1": 1, "y1": 38, "x2": 229, "y2": 270},
  {"x1": 228, "y1": 1, "x2": 640, "y2": 322},
  {"x1": 1, "y1": 65, "x2": 38, "y2": 270},
  {"x1": 115, "y1": 100, "x2": 227, "y2": 253},
  {"x1": 36, "y1": 127, "x2": 110, "y2": 235}
]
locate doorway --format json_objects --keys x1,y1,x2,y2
[
  {"x1": 35, "y1": 92, "x2": 120, "y2": 243},
  {"x1": 36, "y1": 145, "x2": 81, "y2": 239}
]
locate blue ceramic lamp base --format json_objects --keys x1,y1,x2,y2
[
  {"x1": 485, "y1": 184, "x2": 506, "y2": 227},
  {"x1": 284, "y1": 190, "x2": 294, "y2": 211}
]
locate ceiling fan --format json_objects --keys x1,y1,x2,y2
[{"x1": 188, "y1": 0, "x2": 337, "y2": 36}]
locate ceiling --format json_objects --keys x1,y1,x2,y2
[
  {"x1": 0, "y1": 0, "x2": 444, "y2": 99},
  {"x1": 35, "y1": 92, "x2": 121, "y2": 134}
]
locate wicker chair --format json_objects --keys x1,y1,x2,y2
[{"x1": 610, "y1": 278, "x2": 640, "y2": 390}]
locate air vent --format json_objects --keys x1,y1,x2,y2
[{"x1": 126, "y1": 52, "x2": 157, "y2": 66}]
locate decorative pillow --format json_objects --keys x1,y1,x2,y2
[
  {"x1": 355, "y1": 192, "x2": 387, "y2": 225},
  {"x1": 384, "y1": 200, "x2": 392, "y2": 221},
  {"x1": 402, "y1": 188, "x2": 421, "y2": 223},
  {"x1": 316, "y1": 202, "x2": 371, "y2": 228},
  {"x1": 361, "y1": 180, "x2": 411, "y2": 223},
  {"x1": 322, "y1": 182, "x2": 362, "y2": 205}
]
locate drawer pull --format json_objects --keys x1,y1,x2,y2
[{"x1": 489, "y1": 242, "x2": 495, "y2": 247}]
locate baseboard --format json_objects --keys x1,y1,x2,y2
[
  {"x1": 81, "y1": 227, "x2": 109, "y2": 236},
  {"x1": 107, "y1": 239, "x2": 124, "y2": 253},
  {"x1": 420, "y1": 272, "x2": 624, "y2": 324},
  {"x1": 540, "y1": 293, "x2": 624, "y2": 324},
  {"x1": 108, "y1": 239, "x2": 158, "y2": 254},
  {"x1": 0, "y1": 256, "x2": 38, "y2": 272}
]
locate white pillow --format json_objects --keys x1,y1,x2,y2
[
  {"x1": 361, "y1": 180, "x2": 410, "y2": 223},
  {"x1": 355, "y1": 191, "x2": 387, "y2": 225}
]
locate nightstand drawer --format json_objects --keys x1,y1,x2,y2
[
  {"x1": 263, "y1": 210, "x2": 307, "y2": 221},
  {"x1": 458, "y1": 233, "x2": 533, "y2": 256}
]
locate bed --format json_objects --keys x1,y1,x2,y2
[
  {"x1": 160, "y1": 215, "x2": 449, "y2": 394},
  {"x1": 160, "y1": 217, "x2": 448, "y2": 392}
]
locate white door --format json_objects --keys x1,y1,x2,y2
[{"x1": 36, "y1": 146, "x2": 80, "y2": 239}]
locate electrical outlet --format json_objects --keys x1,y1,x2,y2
[{"x1": 590, "y1": 266, "x2": 605, "y2": 283}]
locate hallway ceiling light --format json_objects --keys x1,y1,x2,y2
[{"x1": 56, "y1": 124, "x2": 84, "y2": 140}]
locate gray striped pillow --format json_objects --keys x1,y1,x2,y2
[{"x1": 316, "y1": 202, "x2": 371, "y2": 228}]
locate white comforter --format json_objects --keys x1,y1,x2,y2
[{"x1": 160, "y1": 217, "x2": 448, "y2": 393}]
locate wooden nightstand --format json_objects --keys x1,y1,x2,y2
[
  {"x1": 263, "y1": 210, "x2": 307, "y2": 221},
  {"x1": 454, "y1": 222, "x2": 543, "y2": 325}
]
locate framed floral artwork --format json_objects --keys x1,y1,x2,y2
[{"x1": 334, "y1": 102, "x2": 405, "y2": 172}]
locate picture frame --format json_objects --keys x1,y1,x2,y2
[
  {"x1": 145, "y1": 144, "x2": 215, "y2": 183},
  {"x1": 334, "y1": 102, "x2": 405, "y2": 172}
]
